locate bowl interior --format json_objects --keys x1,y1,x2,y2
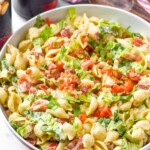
[{"x1": 0, "y1": 4, "x2": 150, "y2": 150}]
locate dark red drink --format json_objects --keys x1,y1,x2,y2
[
  {"x1": 0, "y1": 0, "x2": 12, "y2": 50},
  {"x1": 13, "y1": 0, "x2": 58, "y2": 19}
]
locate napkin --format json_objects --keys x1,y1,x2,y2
[
  {"x1": 137, "y1": 0, "x2": 150, "y2": 13},
  {"x1": 63, "y1": 0, "x2": 88, "y2": 3}
]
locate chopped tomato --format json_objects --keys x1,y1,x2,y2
[
  {"x1": 124, "y1": 79, "x2": 134, "y2": 93},
  {"x1": 48, "y1": 63, "x2": 57, "y2": 72},
  {"x1": 55, "y1": 61, "x2": 64, "y2": 72},
  {"x1": 133, "y1": 37, "x2": 144, "y2": 47},
  {"x1": 81, "y1": 60, "x2": 94, "y2": 70},
  {"x1": 59, "y1": 81, "x2": 77, "y2": 90},
  {"x1": 48, "y1": 142, "x2": 58, "y2": 150},
  {"x1": 26, "y1": 69, "x2": 32, "y2": 75},
  {"x1": 66, "y1": 137, "x2": 83, "y2": 150},
  {"x1": 31, "y1": 99, "x2": 49, "y2": 112},
  {"x1": 18, "y1": 76, "x2": 30, "y2": 93},
  {"x1": 45, "y1": 17, "x2": 52, "y2": 26},
  {"x1": 101, "y1": 68, "x2": 113, "y2": 76},
  {"x1": 60, "y1": 29, "x2": 71, "y2": 38},
  {"x1": 38, "y1": 84, "x2": 48, "y2": 91},
  {"x1": 93, "y1": 106, "x2": 112, "y2": 118},
  {"x1": 111, "y1": 85, "x2": 125, "y2": 94},
  {"x1": 79, "y1": 114, "x2": 87, "y2": 124}
]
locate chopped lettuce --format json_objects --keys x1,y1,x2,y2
[
  {"x1": 66, "y1": 8, "x2": 76, "y2": 26},
  {"x1": 34, "y1": 16, "x2": 45, "y2": 28},
  {"x1": 60, "y1": 46, "x2": 67, "y2": 59},
  {"x1": 41, "y1": 26, "x2": 52, "y2": 41},
  {"x1": 65, "y1": 93, "x2": 80, "y2": 103},
  {"x1": 120, "y1": 139, "x2": 140, "y2": 150},
  {"x1": 73, "y1": 103, "x2": 81, "y2": 116}
]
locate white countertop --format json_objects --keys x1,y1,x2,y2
[{"x1": 0, "y1": 1, "x2": 70, "y2": 150}]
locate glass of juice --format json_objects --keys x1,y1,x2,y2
[
  {"x1": 13, "y1": 0, "x2": 58, "y2": 19},
  {"x1": 0, "y1": 0, "x2": 12, "y2": 50}
]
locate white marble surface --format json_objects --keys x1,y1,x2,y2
[{"x1": 0, "y1": 1, "x2": 70, "y2": 150}]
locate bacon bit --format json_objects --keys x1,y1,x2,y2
[
  {"x1": 128, "y1": 72, "x2": 141, "y2": 82},
  {"x1": 48, "y1": 142, "x2": 59, "y2": 150},
  {"x1": 48, "y1": 63, "x2": 57, "y2": 72},
  {"x1": 27, "y1": 139, "x2": 36, "y2": 146},
  {"x1": 70, "y1": 48, "x2": 88, "y2": 59},
  {"x1": 52, "y1": 70, "x2": 61, "y2": 79},
  {"x1": 44, "y1": 70, "x2": 50, "y2": 77},
  {"x1": 123, "y1": 53, "x2": 142, "y2": 62},
  {"x1": 18, "y1": 76, "x2": 30, "y2": 93},
  {"x1": 60, "y1": 29, "x2": 71, "y2": 38},
  {"x1": 57, "y1": 118, "x2": 68, "y2": 124},
  {"x1": 137, "y1": 84, "x2": 150, "y2": 90},
  {"x1": 29, "y1": 88, "x2": 37, "y2": 94},
  {"x1": 81, "y1": 86, "x2": 89, "y2": 93},
  {"x1": 66, "y1": 137, "x2": 83, "y2": 150},
  {"x1": 31, "y1": 100, "x2": 49, "y2": 112},
  {"x1": 81, "y1": 59, "x2": 94, "y2": 70}
]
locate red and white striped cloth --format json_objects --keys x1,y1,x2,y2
[
  {"x1": 64, "y1": 0, "x2": 87, "y2": 3},
  {"x1": 137, "y1": 0, "x2": 150, "y2": 13}
]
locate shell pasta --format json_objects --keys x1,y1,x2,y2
[{"x1": 0, "y1": 8, "x2": 150, "y2": 150}]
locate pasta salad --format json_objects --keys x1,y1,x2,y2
[{"x1": 0, "y1": 8, "x2": 150, "y2": 150}]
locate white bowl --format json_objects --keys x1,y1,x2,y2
[{"x1": 0, "y1": 4, "x2": 150, "y2": 150}]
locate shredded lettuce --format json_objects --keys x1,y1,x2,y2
[{"x1": 41, "y1": 26, "x2": 52, "y2": 41}]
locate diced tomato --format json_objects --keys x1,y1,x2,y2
[
  {"x1": 18, "y1": 76, "x2": 30, "y2": 93},
  {"x1": 82, "y1": 35, "x2": 89, "y2": 42},
  {"x1": 79, "y1": 114, "x2": 87, "y2": 124},
  {"x1": 48, "y1": 142, "x2": 58, "y2": 150},
  {"x1": 59, "y1": 81, "x2": 77, "y2": 90},
  {"x1": 31, "y1": 99, "x2": 49, "y2": 112},
  {"x1": 124, "y1": 79, "x2": 134, "y2": 93},
  {"x1": 29, "y1": 88, "x2": 37, "y2": 94},
  {"x1": 93, "y1": 106, "x2": 112, "y2": 118},
  {"x1": 45, "y1": 17, "x2": 52, "y2": 26},
  {"x1": 101, "y1": 68, "x2": 113, "y2": 76},
  {"x1": 111, "y1": 85, "x2": 125, "y2": 94},
  {"x1": 26, "y1": 69, "x2": 32, "y2": 75},
  {"x1": 38, "y1": 83, "x2": 48, "y2": 91},
  {"x1": 48, "y1": 63, "x2": 57, "y2": 72},
  {"x1": 81, "y1": 60, "x2": 94, "y2": 70},
  {"x1": 60, "y1": 29, "x2": 71, "y2": 38},
  {"x1": 55, "y1": 61, "x2": 64, "y2": 72},
  {"x1": 66, "y1": 137, "x2": 83, "y2": 150},
  {"x1": 133, "y1": 37, "x2": 144, "y2": 47}
]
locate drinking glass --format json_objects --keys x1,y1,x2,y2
[
  {"x1": 0, "y1": 0, "x2": 12, "y2": 50},
  {"x1": 13, "y1": 0, "x2": 58, "y2": 19}
]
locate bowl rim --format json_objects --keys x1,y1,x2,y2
[{"x1": 0, "y1": 4, "x2": 150, "y2": 150}]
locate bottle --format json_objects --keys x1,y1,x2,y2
[
  {"x1": 0, "y1": 0, "x2": 12, "y2": 49},
  {"x1": 13, "y1": 0, "x2": 58, "y2": 19}
]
